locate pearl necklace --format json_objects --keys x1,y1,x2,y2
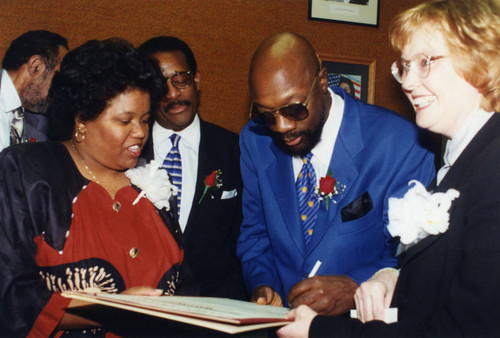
[{"x1": 71, "y1": 139, "x2": 101, "y2": 184}]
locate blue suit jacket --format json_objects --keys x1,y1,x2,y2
[{"x1": 237, "y1": 88, "x2": 435, "y2": 305}]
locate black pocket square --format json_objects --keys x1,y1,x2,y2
[{"x1": 341, "y1": 191, "x2": 373, "y2": 222}]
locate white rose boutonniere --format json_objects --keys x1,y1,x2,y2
[
  {"x1": 125, "y1": 160, "x2": 178, "y2": 210},
  {"x1": 388, "y1": 180, "x2": 460, "y2": 247}
]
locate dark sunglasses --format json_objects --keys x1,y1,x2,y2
[{"x1": 249, "y1": 72, "x2": 318, "y2": 126}]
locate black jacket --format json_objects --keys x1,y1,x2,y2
[
  {"x1": 142, "y1": 118, "x2": 248, "y2": 300},
  {"x1": 311, "y1": 113, "x2": 500, "y2": 337}
]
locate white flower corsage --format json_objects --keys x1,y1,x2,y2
[
  {"x1": 125, "y1": 160, "x2": 178, "y2": 210},
  {"x1": 387, "y1": 180, "x2": 460, "y2": 246}
]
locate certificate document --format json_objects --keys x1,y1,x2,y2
[{"x1": 62, "y1": 292, "x2": 291, "y2": 334}]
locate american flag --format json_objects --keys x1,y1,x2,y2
[{"x1": 328, "y1": 73, "x2": 361, "y2": 100}]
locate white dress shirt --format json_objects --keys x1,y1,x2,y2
[
  {"x1": 437, "y1": 108, "x2": 494, "y2": 185},
  {"x1": 153, "y1": 114, "x2": 201, "y2": 232},
  {"x1": 0, "y1": 70, "x2": 22, "y2": 151},
  {"x1": 293, "y1": 88, "x2": 345, "y2": 183}
]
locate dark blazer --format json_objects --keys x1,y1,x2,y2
[
  {"x1": 142, "y1": 118, "x2": 248, "y2": 300},
  {"x1": 310, "y1": 113, "x2": 500, "y2": 337},
  {"x1": 24, "y1": 110, "x2": 49, "y2": 143}
]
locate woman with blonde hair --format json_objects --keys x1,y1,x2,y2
[{"x1": 277, "y1": 0, "x2": 500, "y2": 336}]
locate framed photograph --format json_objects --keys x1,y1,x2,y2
[
  {"x1": 319, "y1": 54, "x2": 376, "y2": 103},
  {"x1": 309, "y1": 0, "x2": 380, "y2": 27}
]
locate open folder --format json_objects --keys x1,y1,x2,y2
[{"x1": 62, "y1": 291, "x2": 291, "y2": 334}]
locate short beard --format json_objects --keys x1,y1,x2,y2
[
  {"x1": 20, "y1": 71, "x2": 50, "y2": 114},
  {"x1": 271, "y1": 116, "x2": 325, "y2": 157}
]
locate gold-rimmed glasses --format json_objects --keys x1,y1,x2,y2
[
  {"x1": 391, "y1": 53, "x2": 447, "y2": 83},
  {"x1": 165, "y1": 70, "x2": 193, "y2": 89}
]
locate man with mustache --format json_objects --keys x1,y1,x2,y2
[
  {"x1": 0, "y1": 30, "x2": 68, "y2": 151},
  {"x1": 237, "y1": 32, "x2": 435, "y2": 315},
  {"x1": 139, "y1": 36, "x2": 248, "y2": 300}
]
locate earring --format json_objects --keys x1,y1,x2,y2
[{"x1": 74, "y1": 128, "x2": 86, "y2": 143}]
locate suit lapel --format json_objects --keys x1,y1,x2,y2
[
  {"x1": 141, "y1": 124, "x2": 155, "y2": 162},
  {"x1": 399, "y1": 113, "x2": 500, "y2": 265},
  {"x1": 267, "y1": 143, "x2": 307, "y2": 256},
  {"x1": 397, "y1": 175, "x2": 458, "y2": 263},
  {"x1": 307, "y1": 91, "x2": 363, "y2": 252},
  {"x1": 186, "y1": 120, "x2": 207, "y2": 231},
  {"x1": 307, "y1": 139, "x2": 360, "y2": 251},
  {"x1": 24, "y1": 111, "x2": 48, "y2": 143}
]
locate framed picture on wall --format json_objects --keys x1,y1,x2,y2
[
  {"x1": 319, "y1": 54, "x2": 376, "y2": 103},
  {"x1": 309, "y1": 0, "x2": 379, "y2": 27}
]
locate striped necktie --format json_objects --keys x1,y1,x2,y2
[
  {"x1": 10, "y1": 107, "x2": 24, "y2": 145},
  {"x1": 296, "y1": 152, "x2": 319, "y2": 247},
  {"x1": 162, "y1": 134, "x2": 182, "y2": 218}
]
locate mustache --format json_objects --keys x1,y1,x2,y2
[
  {"x1": 162, "y1": 100, "x2": 191, "y2": 112},
  {"x1": 273, "y1": 130, "x2": 302, "y2": 142}
]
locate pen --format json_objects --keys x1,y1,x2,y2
[{"x1": 308, "y1": 260, "x2": 322, "y2": 277}]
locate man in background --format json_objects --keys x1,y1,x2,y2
[
  {"x1": 139, "y1": 36, "x2": 248, "y2": 300},
  {"x1": 0, "y1": 30, "x2": 68, "y2": 151},
  {"x1": 237, "y1": 32, "x2": 435, "y2": 315}
]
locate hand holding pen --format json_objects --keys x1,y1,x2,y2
[{"x1": 287, "y1": 260, "x2": 359, "y2": 315}]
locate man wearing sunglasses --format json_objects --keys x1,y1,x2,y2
[
  {"x1": 138, "y1": 36, "x2": 247, "y2": 301},
  {"x1": 237, "y1": 32, "x2": 435, "y2": 315}
]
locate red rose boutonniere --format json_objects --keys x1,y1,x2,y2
[
  {"x1": 198, "y1": 169, "x2": 223, "y2": 204},
  {"x1": 314, "y1": 168, "x2": 345, "y2": 210}
]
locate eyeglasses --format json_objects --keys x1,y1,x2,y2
[
  {"x1": 165, "y1": 70, "x2": 193, "y2": 89},
  {"x1": 249, "y1": 72, "x2": 318, "y2": 126},
  {"x1": 391, "y1": 54, "x2": 447, "y2": 83}
]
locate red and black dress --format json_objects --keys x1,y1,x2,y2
[{"x1": 0, "y1": 142, "x2": 190, "y2": 336}]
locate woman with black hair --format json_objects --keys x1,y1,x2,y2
[{"x1": 0, "y1": 38, "x2": 192, "y2": 336}]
